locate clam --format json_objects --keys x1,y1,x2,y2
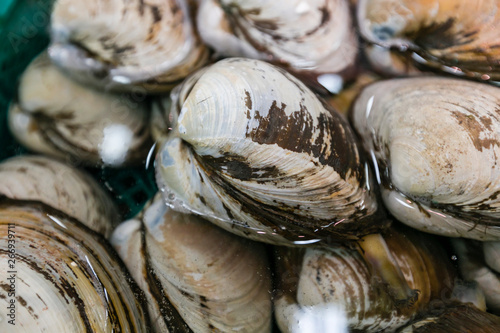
[
  {"x1": 397, "y1": 303, "x2": 500, "y2": 333},
  {"x1": 0, "y1": 155, "x2": 119, "y2": 237},
  {"x1": 49, "y1": 0, "x2": 209, "y2": 91},
  {"x1": 351, "y1": 77, "x2": 500, "y2": 240},
  {"x1": 274, "y1": 225, "x2": 456, "y2": 332},
  {"x1": 154, "y1": 57, "x2": 387, "y2": 246},
  {"x1": 9, "y1": 53, "x2": 152, "y2": 167},
  {"x1": 197, "y1": 0, "x2": 359, "y2": 93},
  {"x1": 357, "y1": 0, "x2": 500, "y2": 81},
  {"x1": 0, "y1": 199, "x2": 150, "y2": 331},
  {"x1": 451, "y1": 239, "x2": 500, "y2": 314},
  {"x1": 111, "y1": 193, "x2": 272, "y2": 332}
]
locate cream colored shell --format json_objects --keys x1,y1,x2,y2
[
  {"x1": 352, "y1": 77, "x2": 500, "y2": 240},
  {"x1": 198, "y1": 0, "x2": 358, "y2": 91},
  {"x1": 9, "y1": 53, "x2": 152, "y2": 167},
  {"x1": 111, "y1": 194, "x2": 272, "y2": 332},
  {"x1": 49, "y1": 0, "x2": 208, "y2": 91},
  {"x1": 0, "y1": 203, "x2": 149, "y2": 332},
  {"x1": 357, "y1": 0, "x2": 500, "y2": 80},
  {"x1": 155, "y1": 58, "x2": 385, "y2": 246},
  {"x1": 0, "y1": 155, "x2": 119, "y2": 237}
]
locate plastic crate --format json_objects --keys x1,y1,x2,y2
[{"x1": 0, "y1": 0, "x2": 157, "y2": 219}]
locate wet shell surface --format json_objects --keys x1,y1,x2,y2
[
  {"x1": 9, "y1": 53, "x2": 152, "y2": 167},
  {"x1": 274, "y1": 226, "x2": 456, "y2": 332},
  {"x1": 155, "y1": 57, "x2": 386, "y2": 246},
  {"x1": 452, "y1": 239, "x2": 500, "y2": 314},
  {"x1": 0, "y1": 200, "x2": 149, "y2": 332},
  {"x1": 49, "y1": 0, "x2": 209, "y2": 91},
  {"x1": 0, "y1": 155, "x2": 119, "y2": 237},
  {"x1": 357, "y1": 0, "x2": 500, "y2": 81},
  {"x1": 351, "y1": 77, "x2": 500, "y2": 240},
  {"x1": 197, "y1": 0, "x2": 358, "y2": 92},
  {"x1": 397, "y1": 303, "x2": 500, "y2": 333},
  {"x1": 111, "y1": 194, "x2": 272, "y2": 332}
]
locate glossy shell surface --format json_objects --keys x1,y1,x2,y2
[
  {"x1": 352, "y1": 77, "x2": 500, "y2": 240},
  {"x1": 155, "y1": 57, "x2": 386, "y2": 246},
  {"x1": 111, "y1": 194, "x2": 272, "y2": 332}
]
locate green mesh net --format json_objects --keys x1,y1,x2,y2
[{"x1": 0, "y1": 0, "x2": 157, "y2": 219}]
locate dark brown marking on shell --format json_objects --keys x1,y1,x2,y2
[
  {"x1": 197, "y1": 153, "x2": 387, "y2": 242},
  {"x1": 411, "y1": 18, "x2": 474, "y2": 50},
  {"x1": 450, "y1": 110, "x2": 498, "y2": 152},
  {"x1": 150, "y1": 5, "x2": 162, "y2": 24},
  {"x1": 203, "y1": 154, "x2": 282, "y2": 181},
  {"x1": 246, "y1": 98, "x2": 362, "y2": 181},
  {"x1": 401, "y1": 302, "x2": 500, "y2": 333},
  {"x1": 0, "y1": 198, "x2": 151, "y2": 331},
  {"x1": 141, "y1": 223, "x2": 193, "y2": 333},
  {"x1": 244, "y1": 90, "x2": 252, "y2": 110},
  {"x1": 304, "y1": 6, "x2": 330, "y2": 37}
]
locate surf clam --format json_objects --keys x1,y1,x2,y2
[
  {"x1": 0, "y1": 155, "x2": 119, "y2": 237},
  {"x1": 0, "y1": 199, "x2": 150, "y2": 332},
  {"x1": 357, "y1": 0, "x2": 500, "y2": 81},
  {"x1": 197, "y1": 0, "x2": 359, "y2": 92},
  {"x1": 274, "y1": 226, "x2": 456, "y2": 332},
  {"x1": 154, "y1": 57, "x2": 387, "y2": 246},
  {"x1": 452, "y1": 239, "x2": 500, "y2": 314},
  {"x1": 351, "y1": 77, "x2": 500, "y2": 240},
  {"x1": 8, "y1": 53, "x2": 152, "y2": 167},
  {"x1": 111, "y1": 194, "x2": 272, "y2": 332},
  {"x1": 49, "y1": 0, "x2": 209, "y2": 91},
  {"x1": 397, "y1": 303, "x2": 500, "y2": 333}
]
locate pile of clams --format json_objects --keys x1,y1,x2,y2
[{"x1": 3, "y1": 0, "x2": 500, "y2": 331}]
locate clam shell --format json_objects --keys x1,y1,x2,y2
[
  {"x1": 351, "y1": 77, "x2": 500, "y2": 240},
  {"x1": 49, "y1": 0, "x2": 209, "y2": 91},
  {"x1": 198, "y1": 0, "x2": 358, "y2": 92},
  {"x1": 274, "y1": 226, "x2": 456, "y2": 332},
  {"x1": 0, "y1": 200, "x2": 149, "y2": 331},
  {"x1": 0, "y1": 155, "x2": 119, "y2": 237},
  {"x1": 111, "y1": 194, "x2": 272, "y2": 332},
  {"x1": 452, "y1": 239, "x2": 500, "y2": 314},
  {"x1": 357, "y1": 0, "x2": 500, "y2": 81},
  {"x1": 155, "y1": 57, "x2": 386, "y2": 246},
  {"x1": 9, "y1": 53, "x2": 152, "y2": 167},
  {"x1": 397, "y1": 303, "x2": 500, "y2": 333}
]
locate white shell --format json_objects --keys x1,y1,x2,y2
[
  {"x1": 111, "y1": 194, "x2": 272, "y2": 332},
  {"x1": 0, "y1": 202, "x2": 149, "y2": 332},
  {"x1": 0, "y1": 155, "x2": 119, "y2": 237},
  {"x1": 9, "y1": 53, "x2": 152, "y2": 167},
  {"x1": 155, "y1": 58, "x2": 385, "y2": 246},
  {"x1": 357, "y1": 0, "x2": 500, "y2": 81},
  {"x1": 274, "y1": 227, "x2": 455, "y2": 332},
  {"x1": 452, "y1": 239, "x2": 500, "y2": 315},
  {"x1": 352, "y1": 77, "x2": 500, "y2": 240},
  {"x1": 49, "y1": 0, "x2": 209, "y2": 91},
  {"x1": 197, "y1": 0, "x2": 358, "y2": 92}
]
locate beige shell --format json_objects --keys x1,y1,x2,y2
[
  {"x1": 351, "y1": 77, "x2": 500, "y2": 240},
  {"x1": 274, "y1": 226, "x2": 456, "y2": 332},
  {"x1": 198, "y1": 0, "x2": 358, "y2": 92},
  {"x1": 0, "y1": 155, "x2": 119, "y2": 237},
  {"x1": 357, "y1": 0, "x2": 500, "y2": 81},
  {"x1": 452, "y1": 239, "x2": 500, "y2": 314},
  {"x1": 9, "y1": 53, "x2": 152, "y2": 167},
  {"x1": 155, "y1": 57, "x2": 386, "y2": 246},
  {"x1": 397, "y1": 303, "x2": 500, "y2": 333},
  {"x1": 111, "y1": 193, "x2": 272, "y2": 332},
  {"x1": 0, "y1": 201, "x2": 149, "y2": 332},
  {"x1": 49, "y1": 0, "x2": 209, "y2": 91}
]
